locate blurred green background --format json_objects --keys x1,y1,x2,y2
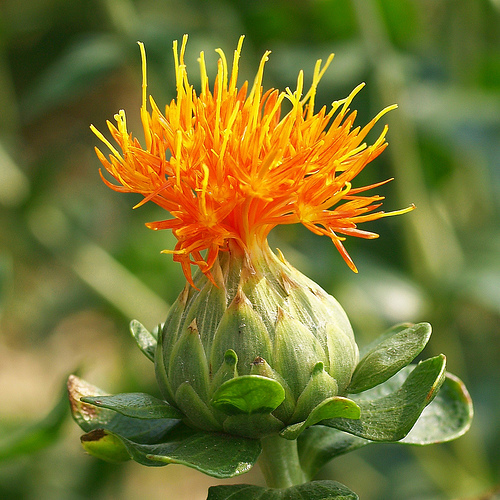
[{"x1": 0, "y1": 0, "x2": 499, "y2": 498}]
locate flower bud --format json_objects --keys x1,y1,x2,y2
[{"x1": 155, "y1": 242, "x2": 359, "y2": 438}]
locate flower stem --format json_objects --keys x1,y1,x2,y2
[{"x1": 258, "y1": 435, "x2": 307, "y2": 489}]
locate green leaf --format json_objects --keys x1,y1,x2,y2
[
  {"x1": 81, "y1": 393, "x2": 182, "y2": 420},
  {"x1": 324, "y1": 355, "x2": 446, "y2": 441},
  {"x1": 80, "y1": 429, "x2": 131, "y2": 464},
  {"x1": 348, "y1": 323, "x2": 432, "y2": 393},
  {"x1": 211, "y1": 375, "x2": 285, "y2": 415},
  {"x1": 297, "y1": 370, "x2": 473, "y2": 479},
  {"x1": 113, "y1": 431, "x2": 262, "y2": 478},
  {"x1": 208, "y1": 484, "x2": 269, "y2": 500},
  {"x1": 67, "y1": 375, "x2": 180, "y2": 444},
  {"x1": 400, "y1": 372, "x2": 473, "y2": 445},
  {"x1": 280, "y1": 397, "x2": 360, "y2": 440},
  {"x1": 281, "y1": 480, "x2": 359, "y2": 499},
  {"x1": 358, "y1": 323, "x2": 413, "y2": 358},
  {"x1": 130, "y1": 320, "x2": 157, "y2": 361},
  {"x1": 298, "y1": 426, "x2": 369, "y2": 480},
  {"x1": 207, "y1": 480, "x2": 358, "y2": 499},
  {"x1": 0, "y1": 379, "x2": 69, "y2": 461}
]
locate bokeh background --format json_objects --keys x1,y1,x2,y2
[{"x1": 1, "y1": 0, "x2": 499, "y2": 498}]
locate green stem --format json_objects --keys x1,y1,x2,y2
[{"x1": 258, "y1": 435, "x2": 307, "y2": 488}]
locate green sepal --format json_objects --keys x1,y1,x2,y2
[
  {"x1": 324, "y1": 355, "x2": 446, "y2": 441},
  {"x1": 325, "y1": 324, "x2": 359, "y2": 394},
  {"x1": 280, "y1": 397, "x2": 360, "y2": 441},
  {"x1": 159, "y1": 284, "x2": 189, "y2": 378},
  {"x1": 81, "y1": 393, "x2": 182, "y2": 420},
  {"x1": 80, "y1": 429, "x2": 131, "y2": 463},
  {"x1": 154, "y1": 320, "x2": 176, "y2": 403},
  {"x1": 67, "y1": 375, "x2": 180, "y2": 444},
  {"x1": 290, "y1": 362, "x2": 338, "y2": 423},
  {"x1": 273, "y1": 309, "x2": 327, "y2": 400},
  {"x1": 282, "y1": 256, "x2": 354, "y2": 347},
  {"x1": 211, "y1": 375, "x2": 285, "y2": 415},
  {"x1": 222, "y1": 413, "x2": 284, "y2": 439},
  {"x1": 347, "y1": 322, "x2": 432, "y2": 393},
  {"x1": 250, "y1": 357, "x2": 296, "y2": 423},
  {"x1": 129, "y1": 320, "x2": 157, "y2": 362},
  {"x1": 241, "y1": 271, "x2": 284, "y2": 335},
  {"x1": 207, "y1": 480, "x2": 358, "y2": 499},
  {"x1": 182, "y1": 273, "x2": 227, "y2": 355},
  {"x1": 107, "y1": 429, "x2": 262, "y2": 478},
  {"x1": 210, "y1": 289, "x2": 273, "y2": 376},
  {"x1": 168, "y1": 319, "x2": 211, "y2": 401},
  {"x1": 210, "y1": 349, "x2": 239, "y2": 396},
  {"x1": 175, "y1": 382, "x2": 223, "y2": 432}
]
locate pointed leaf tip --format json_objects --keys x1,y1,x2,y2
[
  {"x1": 81, "y1": 392, "x2": 183, "y2": 420},
  {"x1": 280, "y1": 397, "x2": 360, "y2": 440},
  {"x1": 68, "y1": 375, "x2": 181, "y2": 444},
  {"x1": 130, "y1": 320, "x2": 157, "y2": 361},
  {"x1": 325, "y1": 355, "x2": 446, "y2": 442},
  {"x1": 348, "y1": 322, "x2": 432, "y2": 393}
]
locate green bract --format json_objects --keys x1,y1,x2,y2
[{"x1": 155, "y1": 245, "x2": 359, "y2": 439}]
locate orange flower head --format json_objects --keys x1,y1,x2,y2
[{"x1": 92, "y1": 35, "x2": 413, "y2": 286}]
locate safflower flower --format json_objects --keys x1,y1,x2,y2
[{"x1": 92, "y1": 35, "x2": 412, "y2": 287}]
